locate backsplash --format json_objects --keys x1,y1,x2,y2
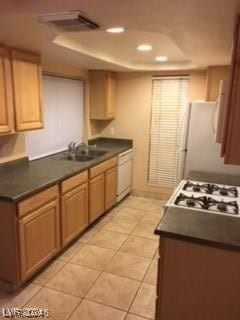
[{"x1": 0, "y1": 133, "x2": 26, "y2": 164}]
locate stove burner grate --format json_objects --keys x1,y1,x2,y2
[
  {"x1": 211, "y1": 185, "x2": 238, "y2": 198},
  {"x1": 183, "y1": 181, "x2": 239, "y2": 198},
  {"x1": 183, "y1": 181, "x2": 211, "y2": 194},
  {"x1": 207, "y1": 198, "x2": 239, "y2": 215},
  {"x1": 174, "y1": 193, "x2": 239, "y2": 215},
  {"x1": 174, "y1": 193, "x2": 208, "y2": 209}
]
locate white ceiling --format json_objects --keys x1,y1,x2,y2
[{"x1": 0, "y1": 0, "x2": 239, "y2": 71}]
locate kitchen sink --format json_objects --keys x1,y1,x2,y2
[
  {"x1": 63, "y1": 154, "x2": 95, "y2": 161},
  {"x1": 75, "y1": 154, "x2": 95, "y2": 161},
  {"x1": 57, "y1": 147, "x2": 107, "y2": 162},
  {"x1": 78, "y1": 149, "x2": 107, "y2": 157}
]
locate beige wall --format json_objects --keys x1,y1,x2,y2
[
  {"x1": 94, "y1": 70, "x2": 207, "y2": 196},
  {"x1": 0, "y1": 134, "x2": 26, "y2": 164},
  {"x1": 205, "y1": 66, "x2": 229, "y2": 101},
  {"x1": 0, "y1": 64, "x2": 229, "y2": 197},
  {"x1": 0, "y1": 61, "x2": 88, "y2": 164}
]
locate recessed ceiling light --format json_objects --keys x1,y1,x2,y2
[
  {"x1": 155, "y1": 55, "x2": 168, "y2": 62},
  {"x1": 106, "y1": 27, "x2": 125, "y2": 33},
  {"x1": 137, "y1": 44, "x2": 152, "y2": 51}
]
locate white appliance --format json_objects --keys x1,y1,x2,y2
[
  {"x1": 117, "y1": 149, "x2": 133, "y2": 202},
  {"x1": 166, "y1": 179, "x2": 240, "y2": 217},
  {"x1": 216, "y1": 80, "x2": 228, "y2": 143},
  {"x1": 183, "y1": 101, "x2": 240, "y2": 178}
]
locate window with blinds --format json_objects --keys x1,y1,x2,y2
[
  {"x1": 26, "y1": 75, "x2": 84, "y2": 160},
  {"x1": 148, "y1": 77, "x2": 189, "y2": 188}
]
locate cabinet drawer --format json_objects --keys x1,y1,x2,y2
[
  {"x1": 90, "y1": 157, "x2": 117, "y2": 178},
  {"x1": 61, "y1": 170, "x2": 88, "y2": 194},
  {"x1": 18, "y1": 185, "x2": 59, "y2": 218}
]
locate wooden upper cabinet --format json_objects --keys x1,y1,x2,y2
[
  {"x1": 0, "y1": 46, "x2": 14, "y2": 134},
  {"x1": 11, "y1": 49, "x2": 43, "y2": 131},
  {"x1": 89, "y1": 70, "x2": 117, "y2": 120},
  {"x1": 106, "y1": 72, "x2": 117, "y2": 119},
  {"x1": 221, "y1": 15, "x2": 240, "y2": 164}
]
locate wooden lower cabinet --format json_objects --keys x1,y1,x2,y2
[
  {"x1": 89, "y1": 157, "x2": 118, "y2": 222},
  {"x1": 89, "y1": 173, "x2": 105, "y2": 223},
  {"x1": 0, "y1": 157, "x2": 119, "y2": 292},
  {"x1": 18, "y1": 198, "x2": 60, "y2": 281},
  {"x1": 61, "y1": 182, "x2": 88, "y2": 246},
  {"x1": 156, "y1": 237, "x2": 240, "y2": 320},
  {"x1": 105, "y1": 166, "x2": 117, "y2": 210}
]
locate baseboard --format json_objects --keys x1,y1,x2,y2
[{"x1": 132, "y1": 189, "x2": 170, "y2": 200}]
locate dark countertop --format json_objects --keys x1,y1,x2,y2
[
  {"x1": 155, "y1": 207, "x2": 240, "y2": 251},
  {"x1": 188, "y1": 170, "x2": 240, "y2": 186},
  {"x1": 155, "y1": 171, "x2": 240, "y2": 251},
  {"x1": 0, "y1": 137, "x2": 132, "y2": 202}
]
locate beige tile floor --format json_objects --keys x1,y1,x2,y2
[{"x1": 0, "y1": 195, "x2": 165, "y2": 320}]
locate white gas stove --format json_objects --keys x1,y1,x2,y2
[{"x1": 166, "y1": 180, "x2": 240, "y2": 217}]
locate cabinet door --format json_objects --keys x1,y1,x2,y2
[
  {"x1": 11, "y1": 49, "x2": 43, "y2": 131},
  {"x1": 0, "y1": 46, "x2": 14, "y2": 134},
  {"x1": 105, "y1": 166, "x2": 117, "y2": 210},
  {"x1": 89, "y1": 173, "x2": 105, "y2": 223},
  {"x1": 221, "y1": 16, "x2": 240, "y2": 163},
  {"x1": 61, "y1": 183, "x2": 88, "y2": 246},
  {"x1": 105, "y1": 72, "x2": 117, "y2": 119},
  {"x1": 89, "y1": 70, "x2": 117, "y2": 120},
  {"x1": 18, "y1": 199, "x2": 60, "y2": 281}
]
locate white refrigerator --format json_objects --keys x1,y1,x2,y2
[{"x1": 184, "y1": 101, "x2": 240, "y2": 178}]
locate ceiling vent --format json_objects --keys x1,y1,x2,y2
[{"x1": 38, "y1": 11, "x2": 100, "y2": 32}]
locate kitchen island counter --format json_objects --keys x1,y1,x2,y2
[
  {"x1": 155, "y1": 206, "x2": 240, "y2": 251},
  {"x1": 188, "y1": 170, "x2": 240, "y2": 186}
]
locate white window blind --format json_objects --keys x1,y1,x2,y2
[
  {"x1": 148, "y1": 77, "x2": 189, "y2": 188},
  {"x1": 26, "y1": 75, "x2": 84, "y2": 160}
]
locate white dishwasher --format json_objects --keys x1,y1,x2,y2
[{"x1": 117, "y1": 149, "x2": 133, "y2": 202}]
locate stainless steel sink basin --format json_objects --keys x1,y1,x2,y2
[
  {"x1": 58, "y1": 147, "x2": 107, "y2": 162},
  {"x1": 78, "y1": 149, "x2": 107, "y2": 157},
  {"x1": 76, "y1": 154, "x2": 95, "y2": 161},
  {"x1": 63, "y1": 154, "x2": 95, "y2": 162}
]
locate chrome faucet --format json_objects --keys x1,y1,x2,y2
[
  {"x1": 68, "y1": 142, "x2": 77, "y2": 153},
  {"x1": 77, "y1": 142, "x2": 88, "y2": 149},
  {"x1": 75, "y1": 142, "x2": 88, "y2": 154},
  {"x1": 68, "y1": 141, "x2": 90, "y2": 154}
]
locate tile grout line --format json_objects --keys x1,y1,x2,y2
[
  {"x1": 20, "y1": 257, "x2": 69, "y2": 308},
  {"x1": 8, "y1": 197, "x2": 160, "y2": 319},
  {"x1": 118, "y1": 202, "x2": 159, "y2": 319},
  {"x1": 65, "y1": 241, "x2": 123, "y2": 320},
  {"x1": 64, "y1": 200, "x2": 153, "y2": 318}
]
